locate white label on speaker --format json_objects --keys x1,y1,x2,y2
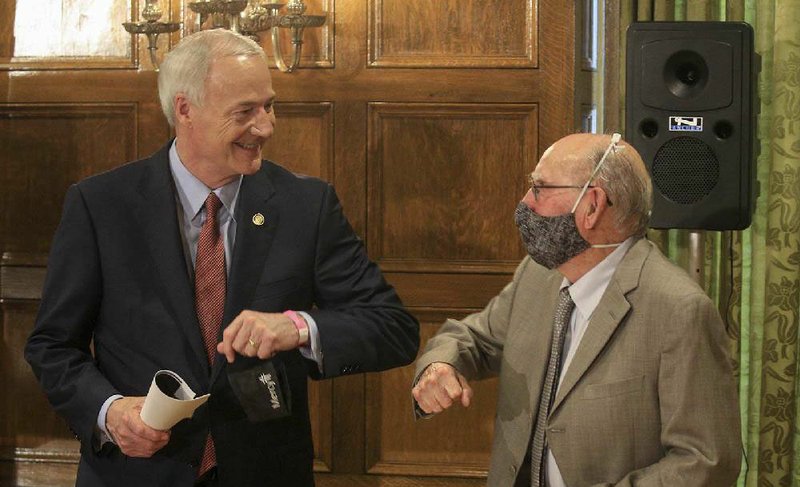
[{"x1": 669, "y1": 116, "x2": 704, "y2": 132}]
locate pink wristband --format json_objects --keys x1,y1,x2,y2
[{"x1": 283, "y1": 310, "x2": 309, "y2": 346}]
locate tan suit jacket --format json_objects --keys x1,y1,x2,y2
[{"x1": 415, "y1": 239, "x2": 741, "y2": 486}]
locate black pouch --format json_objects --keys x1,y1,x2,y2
[{"x1": 227, "y1": 359, "x2": 292, "y2": 422}]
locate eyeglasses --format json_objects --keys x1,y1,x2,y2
[
  {"x1": 529, "y1": 183, "x2": 596, "y2": 201},
  {"x1": 528, "y1": 177, "x2": 613, "y2": 206},
  {"x1": 528, "y1": 133, "x2": 622, "y2": 208}
]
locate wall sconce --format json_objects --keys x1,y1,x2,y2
[
  {"x1": 240, "y1": 1, "x2": 326, "y2": 73},
  {"x1": 122, "y1": 0, "x2": 180, "y2": 70},
  {"x1": 123, "y1": 0, "x2": 326, "y2": 72}
]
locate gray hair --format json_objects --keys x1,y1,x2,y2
[
  {"x1": 572, "y1": 134, "x2": 653, "y2": 238},
  {"x1": 157, "y1": 29, "x2": 267, "y2": 126}
]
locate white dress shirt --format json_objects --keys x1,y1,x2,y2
[{"x1": 546, "y1": 238, "x2": 634, "y2": 487}]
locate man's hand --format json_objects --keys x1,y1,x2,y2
[
  {"x1": 216, "y1": 310, "x2": 301, "y2": 363},
  {"x1": 412, "y1": 362, "x2": 474, "y2": 414},
  {"x1": 106, "y1": 396, "x2": 170, "y2": 457}
]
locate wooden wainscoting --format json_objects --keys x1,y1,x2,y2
[{"x1": 0, "y1": 0, "x2": 586, "y2": 485}]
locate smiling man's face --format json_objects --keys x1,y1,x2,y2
[{"x1": 178, "y1": 54, "x2": 276, "y2": 188}]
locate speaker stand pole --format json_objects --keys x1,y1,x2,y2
[{"x1": 688, "y1": 231, "x2": 705, "y2": 288}]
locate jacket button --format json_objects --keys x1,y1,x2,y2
[{"x1": 511, "y1": 464, "x2": 517, "y2": 475}]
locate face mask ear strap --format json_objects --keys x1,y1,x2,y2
[{"x1": 571, "y1": 133, "x2": 623, "y2": 213}]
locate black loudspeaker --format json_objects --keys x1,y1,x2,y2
[{"x1": 625, "y1": 22, "x2": 759, "y2": 230}]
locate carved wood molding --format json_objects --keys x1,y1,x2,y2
[
  {"x1": 265, "y1": 102, "x2": 334, "y2": 182},
  {"x1": 0, "y1": 103, "x2": 139, "y2": 261},
  {"x1": 368, "y1": 0, "x2": 537, "y2": 68},
  {"x1": 309, "y1": 378, "x2": 334, "y2": 472},
  {"x1": 367, "y1": 102, "x2": 536, "y2": 275}
]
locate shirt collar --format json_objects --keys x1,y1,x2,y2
[
  {"x1": 168, "y1": 140, "x2": 242, "y2": 223},
  {"x1": 561, "y1": 237, "x2": 636, "y2": 319}
]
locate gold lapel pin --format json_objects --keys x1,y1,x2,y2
[{"x1": 252, "y1": 213, "x2": 265, "y2": 226}]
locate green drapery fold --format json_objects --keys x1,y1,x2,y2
[{"x1": 608, "y1": 1, "x2": 800, "y2": 485}]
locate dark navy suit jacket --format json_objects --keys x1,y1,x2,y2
[{"x1": 25, "y1": 141, "x2": 419, "y2": 486}]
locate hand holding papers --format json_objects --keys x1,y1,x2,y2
[{"x1": 140, "y1": 370, "x2": 210, "y2": 430}]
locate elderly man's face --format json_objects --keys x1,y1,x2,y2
[
  {"x1": 184, "y1": 54, "x2": 276, "y2": 184},
  {"x1": 522, "y1": 139, "x2": 589, "y2": 217}
]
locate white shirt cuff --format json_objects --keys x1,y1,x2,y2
[
  {"x1": 297, "y1": 311, "x2": 323, "y2": 373},
  {"x1": 96, "y1": 394, "x2": 123, "y2": 445}
]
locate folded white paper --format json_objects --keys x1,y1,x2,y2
[{"x1": 140, "y1": 370, "x2": 210, "y2": 430}]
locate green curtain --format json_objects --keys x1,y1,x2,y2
[{"x1": 608, "y1": 1, "x2": 800, "y2": 485}]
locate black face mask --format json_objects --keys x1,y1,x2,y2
[{"x1": 514, "y1": 202, "x2": 590, "y2": 269}]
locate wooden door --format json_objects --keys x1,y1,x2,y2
[{"x1": 0, "y1": 1, "x2": 586, "y2": 485}]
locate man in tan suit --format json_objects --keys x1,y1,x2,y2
[{"x1": 412, "y1": 133, "x2": 741, "y2": 486}]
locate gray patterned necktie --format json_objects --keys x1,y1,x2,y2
[{"x1": 530, "y1": 287, "x2": 574, "y2": 486}]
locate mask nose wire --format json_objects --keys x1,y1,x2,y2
[{"x1": 570, "y1": 132, "x2": 623, "y2": 214}]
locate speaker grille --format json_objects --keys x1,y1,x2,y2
[{"x1": 652, "y1": 137, "x2": 719, "y2": 204}]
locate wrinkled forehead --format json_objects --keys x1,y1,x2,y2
[{"x1": 531, "y1": 142, "x2": 588, "y2": 183}]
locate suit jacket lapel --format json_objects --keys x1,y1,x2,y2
[
  {"x1": 211, "y1": 167, "x2": 278, "y2": 382},
  {"x1": 550, "y1": 239, "x2": 650, "y2": 413},
  {"x1": 133, "y1": 144, "x2": 209, "y2": 371}
]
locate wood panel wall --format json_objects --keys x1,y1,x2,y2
[{"x1": 0, "y1": 1, "x2": 587, "y2": 485}]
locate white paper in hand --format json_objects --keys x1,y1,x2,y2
[{"x1": 140, "y1": 370, "x2": 210, "y2": 430}]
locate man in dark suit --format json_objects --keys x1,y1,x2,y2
[{"x1": 25, "y1": 29, "x2": 419, "y2": 487}]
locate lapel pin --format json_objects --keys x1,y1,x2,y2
[{"x1": 252, "y1": 213, "x2": 265, "y2": 226}]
